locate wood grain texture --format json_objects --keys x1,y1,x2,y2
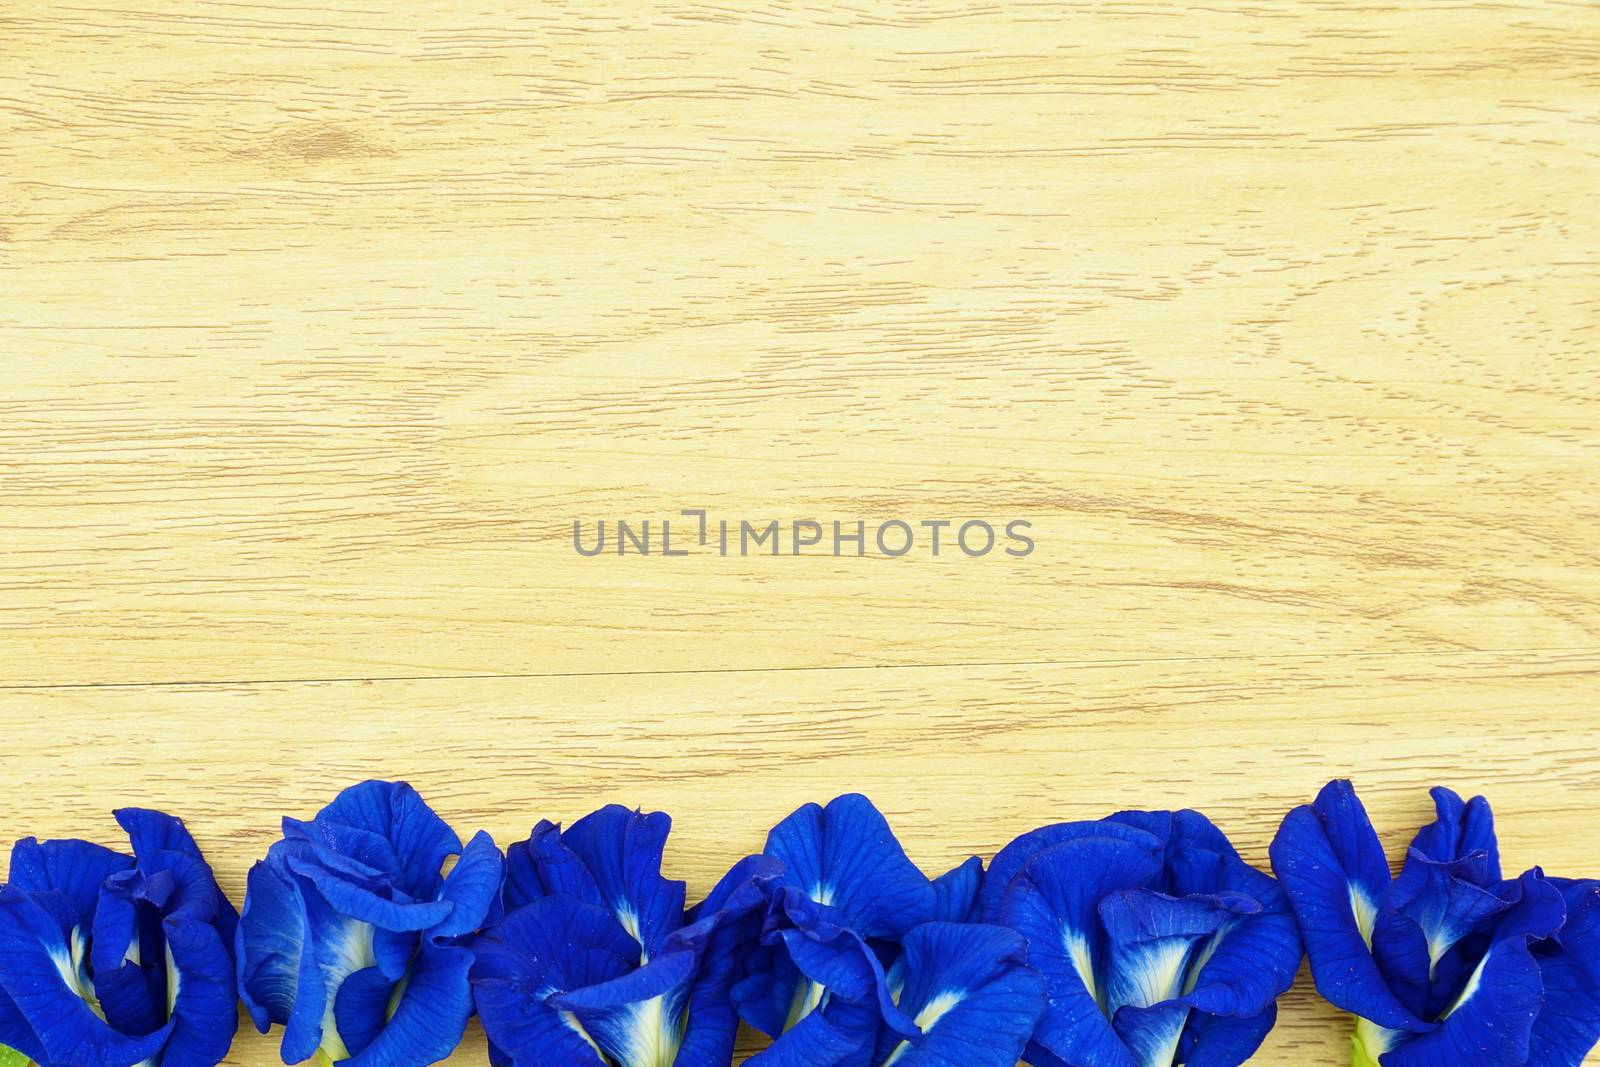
[
  {"x1": 2, "y1": 0, "x2": 1598, "y2": 1063},
  {"x1": 4, "y1": 0, "x2": 1600, "y2": 685}
]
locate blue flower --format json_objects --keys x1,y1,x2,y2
[
  {"x1": 0, "y1": 809, "x2": 238, "y2": 1067},
  {"x1": 235, "y1": 781, "x2": 503, "y2": 1067},
  {"x1": 984, "y1": 809, "x2": 1302, "y2": 1067},
  {"x1": 469, "y1": 805, "x2": 779, "y2": 1067},
  {"x1": 1271, "y1": 779, "x2": 1600, "y2": 1067},
  {"x1": 734, "y1": 794, "x2": 1045, "y2": 1067}
]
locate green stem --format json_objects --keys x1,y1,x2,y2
[{"x1": 0, "y1": 1044, "x2": 33, "y2": 1067}]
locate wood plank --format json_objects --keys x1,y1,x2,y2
[
  {"x1": 3, "y1": 651, "x2": 1597, "y2": 1063},
  {"x1": 3, "y1": 0, "x2": 1598, "y2": 685},
  {"x1": 3, "y1": 2, "x2": 1596, "y2": 1062}
]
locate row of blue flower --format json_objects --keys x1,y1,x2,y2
[{"x1": 1, "y1": 780, "x2": 1597, "y2": 1067}]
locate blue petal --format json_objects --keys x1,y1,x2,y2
[
  {"x1": 159, "y1": 856, "x2": 230, "y2": 930},
  {"x1": 1370, "y1": 869, "x2": 1560, "y2": 1063},
  {"x1": 677, "y1": 856, "x2": 782, "y2": 1067},
  {"x1": 368, "y1": 928, "x2": 420, "y2": 985},
  {"x1": 1108, "y1": 809, "x2": 1260, "y2": 901},
  {"x1": 1492, "y1": 869, "x2": 1567, "y2": 944},
  {"x1": 871, "y1": 922, "x2": 1046, "y2": 1067},
  {"x1": 1179, "y1": 1006, "x2": 1278, "y2": 1067},
  {"x1": 315, "y1": 781, "x2": 462, "y2": 902},
  {"x1": 1103, "y1": 812, "x2": 1173, "y2": 856},
  {"x1": 6, "y1": 838, "x2": 133, "y2": 928},
  {"x1": 1097, "y1": 889, "x2": 1252, "y2": 1017},
  {"x1": 478, "y1": 899, "x2": 634, "y2": 983},
  {"x1": 114, "y1": 809, "x2": 217, "y2": 902},
  {"x1": 982, "y1": 819, "x2": 1163, "y2": 924},
  {"x1": 0, "y1": 984, "x2": 46, "y2": 1064},
  {"x1": 1416, "y1": 866, "x2": 1565, "y2": 1025},
  {"x1": 160, "y1": 916, "x2": 240, "y2": 1067},
  {"x1": 1527, "y1": 880, "x2": 1600, "y2": 1067},
  {"x1": 237, "y1": 849, "x2": 344, "y2": 1065},
  {"x1": 744, "y1": 1001, "x2": 876, "y2": 1067},
  {"x1": 1372, "y1": 849, "x2": 1526, "y2": 1022},
  {"x1": 930, "y1": 857, "x2": 984, "y2": 924},
  {"x1": 283, "y1": 847, "x2": 454, "y2": 933},
  {"x1": 775, "y1": 928, "x2": 910, "y2": 1042},
  {"x1": 1383, "y1": 937, "x2": 1543, "y2": 1067},
  {"x1": 1387, "y1": 849, "x2": 1508, "y2": 973},
  {"x1": 470, "y1": 896, "x2": 634, "y2": 1067},
  {"x1": 764, "y1": 795, "x2": 935, "y2": 940},
  {"x1": 344, "y1": 943, "x2": 474, "y2": 1067},
  {"x1": 236, "y1": 851, "x2": 311, "y2": 1036},
  {"x1": 674, "y1": 983, "x2": 743, "y2": 1067},
  {"x1": 115, "y1": 808, "x2": 202, "y2": 865},
  {"x1": 1270, "y1": 785, "x2": 1427, "y2": 1033},
  {"x1": 115, "y1": 807, "x2": 235, "y2": 944},
  {"x1": 1408, "y1": 789, "x2": 1500, "y2": 881},
  {"x1": 768, "y1": 887, "x2": 917, "y2": 1040},
  {"x1": 501, "y1": 822, "x2": 604, "y2": 914},
  {"x1": 689, "y1": 853, "x2": 783, "y2": 923},
  {"x1": 88, "y1": 870, "x2": 165, "y2": 1037},
  {"x1": 549, "y1": 949, "x2": 695, "y2": 1012},
  {"x1": 472, "y1": 963, "x2": 607, "y2": 1067},
  {"x1": 333, "y1": 967, "x2": 394, "y2": 1058},
  {"x1": 1132, "y1": 811, "x2": 1303, "y2": 1020},
  {"x1": 1370, "y1": 909, "x2": 1434, "y2": 1021},
  {"x1": 1311, "y1": 781, "x2": 1393, "y2": 922},
  {"x1": 0, "y1": 890, "x2": 173, "y2": 1067},
  {"x1": 1181, "y1": 905, "x2": 1302, "y2": 1020},
  {"x1": 558, "y1": 807, "x2": 686, "y2": 960},
  {"x1": 1018, "y1": 1040, "x2": 1071, "y2": 1067},
  {"x1": 996, "y1": 832, "x2": 1163, "y2": 1067},
  {"x1": 469, "y1": 896, "x2": 638, "y2": 990},
  {"x1": 299, "y1": 874, "x2": 422, "y2": 1063},
  {"x1": 554, "y1": 949, "x2": 696, "y2": 1066},
  {"x1": 282, "y1": 818, "x2": 406, "y2": 888},
  {"x1": 732, "y1": 943, "x2": 805, "y2": 1039},
  {"x1": 776, "y1": 927, "x2": 885, "y2": 1017},
  {"x1": 430, "y1": 831, "x2": 504, "y2": 940},
  {"x1": 1160, "y1": 810, "x2": 1280, "y2": 903},
  {"x1": 1110, "y1": 1003, "x2": 1191, "y2": 1067},
  {"x1": 1381, "y1": 850, "x2": 1540, "y2": 1025}
]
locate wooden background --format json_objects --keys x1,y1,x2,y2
[{"x1": 3, "y1": 0, "x2": 1597, "y2": 1063}]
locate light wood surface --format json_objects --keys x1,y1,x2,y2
[{"x1": 2, "y1": 0, "x2": 1597, "y2": 1064}]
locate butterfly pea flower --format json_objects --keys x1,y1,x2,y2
[
  {"x1": 983, "y1": 808, "x2": 1303, "y2": 1067},
  {"x1": 1270, "y1": 780, "x2": 1600, "y2": 1067},
  {"x1": 235, "y1": 781, "x2": 503, "y2": 1067},
  {"x1": 469, "y1": 805, "x2": 780, "y2": 1067},
  {"x1": 733, "y1": 794, "x2": 1043, "y2": 1066},
  {"x1": 745, "y1": 919, "x2": 1043, "y2": 1067},
  {"x1": 0, "y1": 810, "x2": 238, "y2": 1067}
]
